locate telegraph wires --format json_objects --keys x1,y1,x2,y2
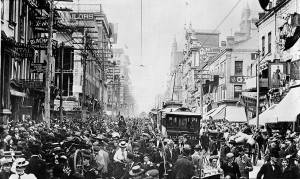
[{"x1": 202, "y1": 0, "x2": 242, "y2": 47}]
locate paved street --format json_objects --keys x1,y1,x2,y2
[{"x1": 249, "y1": 159, "x2": 264, "y2": 179}]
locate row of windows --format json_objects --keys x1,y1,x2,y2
[{"x1": 262, "y1": 32, "x2": 272, "y2": 56}]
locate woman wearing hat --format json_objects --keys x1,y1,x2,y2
[{"x1": 9, "y1": 158, "x2": 37, "y2": 179}]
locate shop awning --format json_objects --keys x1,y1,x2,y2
[
  {"x1": 272, "y1": 85, "x2": 300, "y2": 122},
  {"x1": 205, "y1": 106, "x2": 247, "y2": 122},
  {"x1": 249, "y1": 104, "x2": 277, "y2": 125},
  {"x1": 204, "y1": 106, "x2": 225, "y2": 120}
]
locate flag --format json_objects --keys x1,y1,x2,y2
[
  {"x1": 186, "y1": 1, "x2": 188, "y2": 6},
  {"x1": 125, "y1": 44, "x2": 128, "y2": 49}
]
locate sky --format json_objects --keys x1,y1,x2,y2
[{"x1": 59, "y1": 0, "x2": 261, "y2": 114}]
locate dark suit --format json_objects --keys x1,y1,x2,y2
[
  {"x1": 291, "y1": 165, "x2": 300, "y2": 178},
  {"x1": 25, "y1": 156, "x2": 47, "y2": 179},
  {"x1": 221, "y1": 161, "x2": 241, "y2": 179},
  {"x1": 152, "y1": 151, "x2": 169, "y2": 179},
  {"x1": 173, "y1": 156, "x2": 194, "y2": 179},
  {"x1": 165, "y1": 148, "x2": 178, "y2": 165},
  {"x1": 280, "y1": 167, "x2": 292, "y2": 179},
  {"x1": 0, "y1": 170, "x2": 12, "y2": 179},
  {"x1": 257, "y1": 162, "x2": 281, "y2": 179}
]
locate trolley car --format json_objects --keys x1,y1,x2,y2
[{"x1": 156, "y1": 101, "x2": 202, "y2": 147}]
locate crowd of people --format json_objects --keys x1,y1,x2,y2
[{"x1": 0, "y1": 116, "x2": 299, "y2": 179}]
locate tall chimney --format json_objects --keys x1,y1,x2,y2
[
  {"x1": 221, "y1": 41, "x2": 227, "y2": 50},
  {"x1": 227, "y1": 36, "x2": 235, "y2": 47}
]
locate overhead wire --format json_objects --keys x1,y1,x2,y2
[{"x1": 201, "y1": 0, "x2": 242, "y2": 47}]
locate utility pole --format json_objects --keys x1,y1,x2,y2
[
  {"x1": 82, "y1": 28, "x2": 87, "y2": 121},
  {"x1": 60, "y1": 42, "x2": 64, "y2": 124},
  {"x1": 45, "y1": 0, "x2": 54, "y2": 126},
  {"x1": 200, "y1": 69, "x2": 204, "y2": 116},
  {"x1": 256, "y1": 51, "x2": 261, "y2": 129}
]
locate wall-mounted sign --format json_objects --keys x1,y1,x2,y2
[
  {"x1": 22, "y1": 80, "x2": 43, "y2": 89},
  {"x1": 28, "y1": 38, "x2": 58, "y2": 50},
  {"x1": 13, "y1": 42, "x2": 34, "y2": 59},
  {"x1": 268, "y1": 62, "x2": 286, "y2": 88},
  {"x1": 31, "y1": 17, "x2": 58, "y2": 28},
  {"x1": 70, "y1": 13, "x2": 94, "y2": 20},
  {"x1": 30, "y1": 63, "x2": 46, "y2": 73},
  {"x1": 291, "y1": 59, "x2": 300, "y2": 80},
  {"x1": 230, "y1": 76, "x2": 246, "y2": 83}
]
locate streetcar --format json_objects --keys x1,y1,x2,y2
[{"x1": 156, "y1": 101, "x2": 202, "y2": 147}]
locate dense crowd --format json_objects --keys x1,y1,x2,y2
[{"x1": 0, "y1": 116, "x2": 299, "y2": 179}]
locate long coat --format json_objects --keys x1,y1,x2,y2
[
  {"x1": 235, "y1": 155, "x2": 253, "y2": 179},
  {"x1": 221, "y1": 161, "x2": 241, "y2": 179},
  {"x1": 256, "y1": 162, "x2": 281, "y2": 179},
  {"x1": 173, "y1": 156, "x2": 194, "y2": 179}
]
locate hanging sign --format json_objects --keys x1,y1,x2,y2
[
  {"x1": 290, "y1": 59, "x2": 300, "y2": 80},
  {"x1": 30, "y1": 63, "x2": 46, "y2": 73},
  {"x1": 22, "y1": 80, "x2": 43, "y2": 89},
  {"x1": 28, "y1": 37, "x2": 58, "y2": 50}
]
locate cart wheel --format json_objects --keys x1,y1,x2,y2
[
  {"x1": 253, "y1": 142, "x2": 259, "y2": 166},
  {"x1": 74, "y1": 149, "x2": 84, "y2": 176}
]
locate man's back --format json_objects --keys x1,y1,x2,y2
[
  {"x1": 173, "y1": 156, "x2": 194, "y2": 179},
  {"x1": 25, "y1": 156, "x2": 46, "y2": 179}
]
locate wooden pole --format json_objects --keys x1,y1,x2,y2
[{"x1": 45, "y1": 0, "x2": 54, "y2": 126}]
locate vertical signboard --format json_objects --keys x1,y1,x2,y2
[{"x1": 73, "y1": 54, "x2": 82, "y2": 93}]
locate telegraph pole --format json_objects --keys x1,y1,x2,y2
[
  {"x1": 82, "y1": 28, "x2": 87, "y2": 121},
  {"x1": 45, "y1": 0, "x2": 54, "y2": 126},
  {"x1": 59, "y1": 42, "x2": 64, "y2": 124},
  {"x1": 256, "y1": 51, "x2": 261, "y2": 129}
]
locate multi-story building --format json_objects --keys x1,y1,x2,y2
[
  {"x1": 0, "y1": 1, "x2": 116, "y2": 123},
  {"x1": 247, "y1": 0, "x2": 300, "y2": 128},
  {"x1": 55, "y1": 5, "x2": 115, "y2": 114},
  {"x1": 1, "y1": 0, "x2": 57, "y2": 123},
  {"x1": 107, "y1": 48, "x2": 134, "y2": 116},
  {"x1": 201, "y1": 3, "x2": 259, "y2": 122}
]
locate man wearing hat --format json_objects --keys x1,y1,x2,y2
[
  {"x1": 235, "y1": 147, "x2": 253, "y2": 179},
  {"x1": 285, "y1": 136, "x2": 297, "y2": 168},
  {"x1": 291, "y1": 155, "x2": 300, "y2": 178},
  {"x1": 257, "y1": 152, "x2": 281, "y2": 179},
  {"x1": 165, "y1": 140, "x2": 178, "y2": 165},
  {"x1": 228, "y1": 140, "x2": 239, "y2": 158},
  {"x1": 113, "y1": 141, "x2": 128, "y2": 163},
  {"x1": 128, "y1": 165, "x2": 144, "y2": 179},
  {"x1": 25, "y1": 143, "x2": 47, "y2": 179},
  {"x1": 0, "y1": 158, "x2": 13, "y2": 179},
  {"x1": 10, "y1": 158, "x2": 37, "y2": 179},
  {"x1": 173, "y1": 146, "x2": 194, "y2": 179},
  {"x1": 221, "y1": 153, "x2": 240, "y2": 179},
  {"x1": 191, "y1": 144, "x2": 203, "y2": 177},
  {"x1": 145, "y1": 169, "x2": 159, "y2": 179}
]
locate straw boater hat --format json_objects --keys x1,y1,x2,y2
[
  {"x1": 145, "y1": 169, "x2": 159, "y2": 178},
  {"x1": 15, "y1": 158, "x2": 29, "y2": 167},
  {"x1": 129, "y1": 166, "x2": 144, "y2": 176},
  {"x1": 119, "y1": 141, "x2": 127, "y2": 148}
]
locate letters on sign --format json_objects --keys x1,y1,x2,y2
[
  {"x1": 230, "y1": 76, "x2": 246, "y2": 83},
  {"x1": 70, "y1": 13, "x2": 94, "y2": 20},
  {"x1": 14, "y1": 43, "x2": 34, "y2": 59}
]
